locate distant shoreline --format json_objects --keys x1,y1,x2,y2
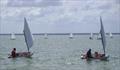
[{"x1": 0, "y1": 33, "x2": 120, "y2": 35}]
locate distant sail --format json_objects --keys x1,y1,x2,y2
[
  {"x1": 100, "y1": 17, "x2": 106, "y2": 55},
  {"x1": 109, "y1": 32, "x2": 113, "y2": 38},
  {"x1": 11, "y1": 33, "x2": 16, "y2": 40},
  {"x1": 69, "y1": 33, "x2": 73, "y2": 38},
  {"x1": 32, "y1": 34, "x2": 35, "y2": 40},
  {"x1": 44, "y1": 33, "x2": 48, "y2": 39},
  {"x1": 89, "y1": 33, "x2": 93, "y2": 39},
  {"x1": 90, "y1": 33, "x2": 93, "y2": 37},
  {"x1": 97, "y1": 33, "x2": 101, "y2": 40},
  {"x1": 23, "y1": 18, "x2": 33, "y2": 52}
]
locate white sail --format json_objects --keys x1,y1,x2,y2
[
  {"x1": 44, "y1": 33, "x2": 48, "y2": 39},
  {"x1": 69, "y1": 33, "x2": 73, "y2": 38},
  {"x1": 97, "y1": 33, "x2": 101, "y2": 39},
  {"x1": 23, "y1": 18, "x2": 33, "y2": 52},
  {"x1": 32, "y1": 34, "x2": 35, "y2": 40},
  {"x1": 11, "y1": 33, "x2": 16, "y2": 40},
  {"x1": 100, "y1": 17, "x2": 106, "y2": 55},
  {"x1": 89, "y1": 33, "x2": 93, "y2": 39},
  {"x1": 91, "y1": 33, "x2": 93, "y2": 37},
  {"x1": 109, "y1": 32, "x2": 113, "y2": 38}
]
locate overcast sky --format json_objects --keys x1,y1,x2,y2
[{"x1": 0, "y1": 0, "x2": 120, "y2": 33}]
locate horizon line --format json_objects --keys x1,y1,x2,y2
[{"x1": 0, "y1": 33, "x2": 120, "y2": 35}]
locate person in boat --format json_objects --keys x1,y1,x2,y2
[
  {"x1": 11, "y1": 48, "x2": 17, "y2": 58},
  {"x1": 94, "y1": 51, "x2": 105, "y2": 59},
  {"x1": 86, "y1": 49, "x2": 93, "y2": 58},
  {"x1": 10, "y1": 48, "x2": 31, "y2": 57},
  {"x1": 94, "y1": 51, "x2": 101, "y2": 59},
  {"x1": 100, "y1": 54, "x2": 105, "y2": 57}
]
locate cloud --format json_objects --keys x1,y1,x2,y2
[
  {"x1": 0, "y1": 0, "x2": 8, "y2": 6},
  {"x1": 115, "y1": 0, "x2": 120, "y2": 4},
  {"x1": 7, "y1": 0, "x2": 62, "y2": 7},
  {"x1": 0, "y1": 0, "x2": 120, "y2": 33}
]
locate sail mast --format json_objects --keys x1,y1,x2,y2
[
  {"x1": 23, "y1": 18, "x2": 33, "y2": 52},
  {"x1": 100, "y1": 16, "x2": 106, "y2": 55}
]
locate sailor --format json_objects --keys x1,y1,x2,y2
[
  {"x1": 11, "y1": 48, "x2": 16, "y2": 58},
  {"x1": 86, "y1": 49, "x2": 93, "y2": 58},
  {"x1": 94, "y1": 51, "x2": 100, "y2": 58}
]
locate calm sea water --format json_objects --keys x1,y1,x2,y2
[{"x1": 0, "y1": 35, "x2": 120, "y2": 70}]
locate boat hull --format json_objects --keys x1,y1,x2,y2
[
  {"x1": 81, "y1": 54, "x2": 109, "y2": 61},
  {"x1": 8, "y1": 52, "x2": 33, "y2": 58}
]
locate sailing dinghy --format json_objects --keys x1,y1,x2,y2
[
  {"x1": 8, "y1": 18, "x2": 33, "y2": 58},
  {"x1": 81, "y1": 17, "x2": 109, "y2": 60},
  {"x1": 10, "y1": 33, "x2": 16, "y2": 40},
  {"x1": 97, "y1": 33, "x2": 101, "y2": 40},
  {"x1": 69, "y1": 33, "x2": 73, "y2": 39},
  {"x1": 89, "y1": 33, "x2": 93, "y2": 39},
  {"x1": 44, "y1": 33, "x2": 48, "y2": 39},
  {"x1": 109, "y1": 32, "x2": 113, "y2": 38}
]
